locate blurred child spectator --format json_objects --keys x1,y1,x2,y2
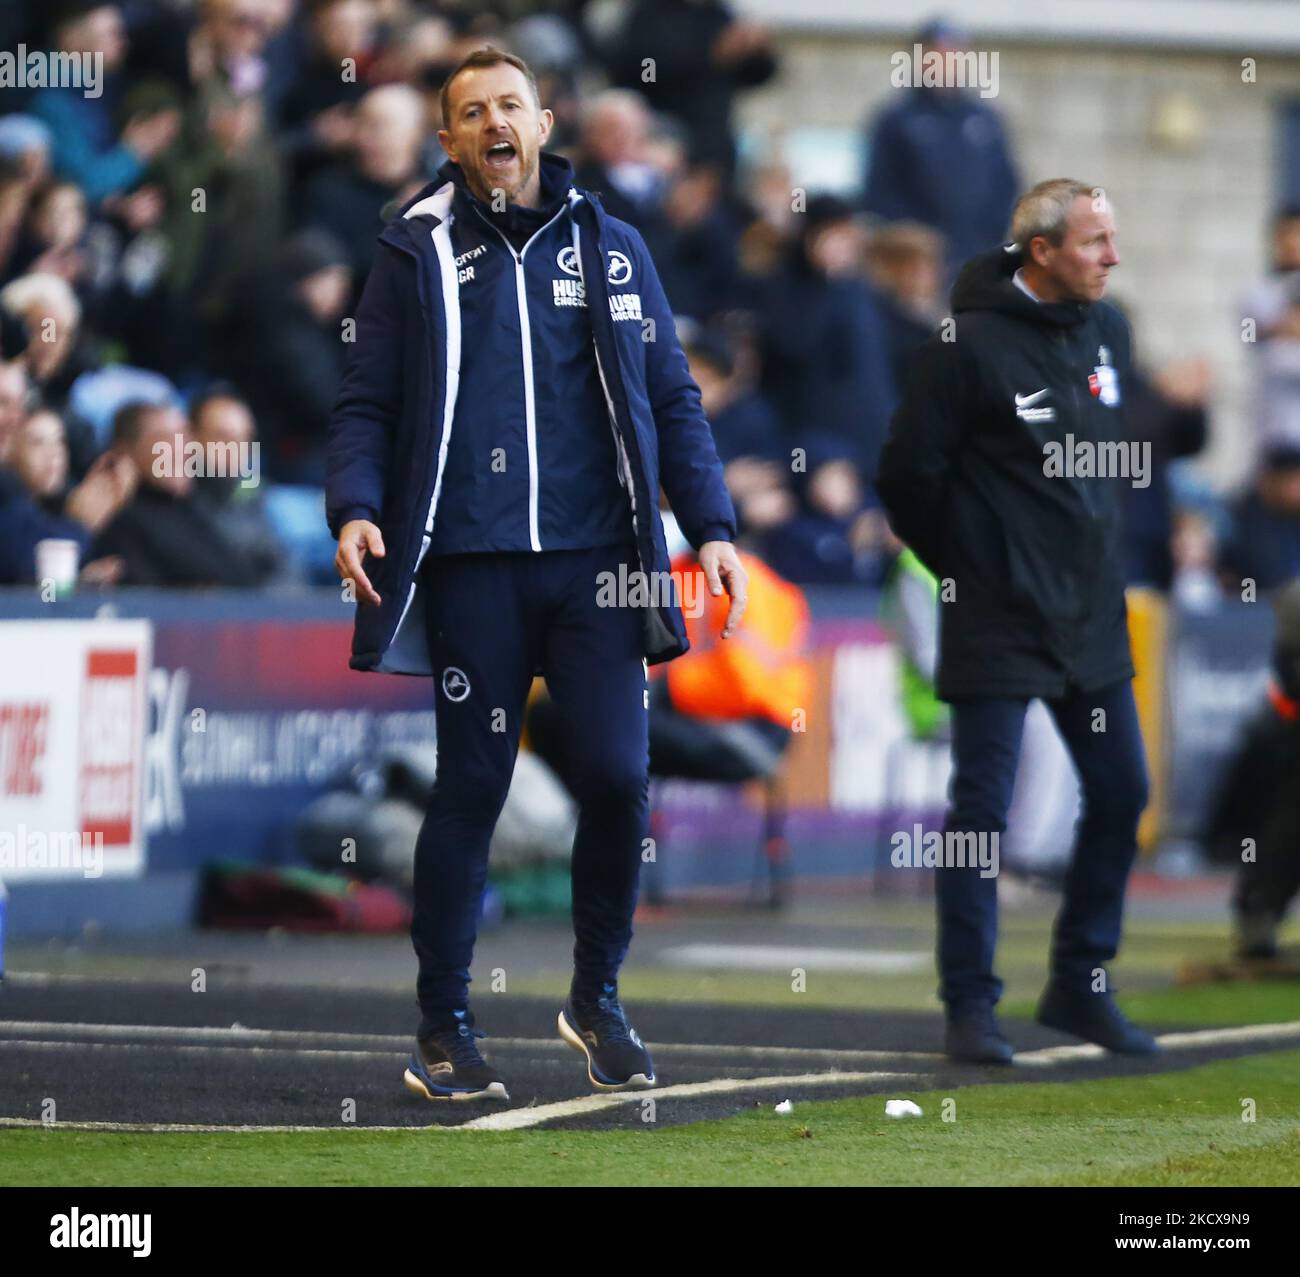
[
  {"x1": 0, "y1": 373, "x2": 135, "y2": 585},
  {"x1": 684, "y1": 325, "x2": 782, "y2": 466},
  {"x1": 7, "y1": 180, "x2": 89, "y2": 288},
  {"x1": 864, "y1": 221, "x2": 945, "y2": 390},
  {"x1": 684, "y1": 322, "x2": 792, "y2": 543},
  {"x1": 758, "y1": 438, "x2": 890, "y2": 586}
]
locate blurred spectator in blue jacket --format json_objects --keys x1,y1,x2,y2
[
  {"x1": 757, "y1": 194, "x2": 896, "y2": 483},
  {"x1": 861, "y1": 18, "x2": 1018, "y2": 281},
  {"x1": 29, "y1": 1, "x2": 181, "y2": 206}
]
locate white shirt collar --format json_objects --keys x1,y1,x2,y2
[{"x1": 1012, "y1": 268, "x2": 1042, "y2": 303}]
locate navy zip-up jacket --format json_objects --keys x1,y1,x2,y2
[
  {"x1": 326, "y1": 152, "x2": 737, "y2": 675},
  {"x1": 428, "y1": 155, "x2": 631, "y2": 555}
]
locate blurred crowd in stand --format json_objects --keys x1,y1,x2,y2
[{"x1": 0, "y1": 1, "x2": 1283, "y2": 611}]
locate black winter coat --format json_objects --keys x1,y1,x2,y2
[{"x1": 876, "y1": 245, "x2": 1136, "y2": 700}]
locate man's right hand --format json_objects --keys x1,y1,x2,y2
[
  {"x1": 66, "y1": 452, "x2": 137, "y2": 533},
  {"x1": 336, "y1": 519, "x2": 385, "y2": 606}
]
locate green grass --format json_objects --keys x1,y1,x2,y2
[
  {"x1": 501, "y1": 905, "x2": 1275, "y2": 1012},
  {"x1": 5, "y1": 1049, "x2": 1299, "y2": 1187},
  {"x1": 1003, "y1": 980, "x2": 1300, "y2": 1027}
]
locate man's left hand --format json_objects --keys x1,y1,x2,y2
[{"x1": 699, "y1": 541, "x2": 748, "y2": 638}]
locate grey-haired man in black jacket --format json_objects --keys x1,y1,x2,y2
[{"x1": 877, "y1": 178, "x2": 1159, "y2": 1064}]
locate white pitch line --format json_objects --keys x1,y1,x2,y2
[
  {"x1": 6, "y1": 1018, "x2": 1300, "y2": 1066},
  {"x1": 2, "y1": 1038, "x2": 910, "y2": 1074},
  {"x1": 1, "y1": 972, "x2": 197, "y2": 987},
  {"x1": 0, "y1": 1021, "x2": 944, "y2": 1065},
  {"x1": 1146, "y1": 1021, "x2": 1300, "y2": 1049},
  {"x1": 657, "y1": 944, "x2": 928, "y2": 974},
  {"x1": 0, "y1": 1072, "x2": 918, "y2": 1137},
  {"x1": 3, "y1": 1019, "x2": 1300, "y2": 1137},
  {"x1": 451, "y1": 1071, "x2": 916, "y2": 1133},
  {"x1": 1014, "y1": 1019, "x2": 1300, "y2": 1067}
]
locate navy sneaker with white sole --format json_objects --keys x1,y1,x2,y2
[
  {"x1": 403, "y1": 1017, "x2": 509, "y2": 1102},
  {"x1": 558, "y1": 985, "x2": 656, "y2": 1090}
]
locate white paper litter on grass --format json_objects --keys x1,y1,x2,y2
[{"x1": 884, "y1": 1099, "x2": 923, "y2": 1118}]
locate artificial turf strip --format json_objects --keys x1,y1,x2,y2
[{"x1": 3, "y1": 1049, "x2": 1298, "y2": 1187}]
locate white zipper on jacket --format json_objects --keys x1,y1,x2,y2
[{"x1": 472, "y1": 200, "x2": 569, "y2": 553}]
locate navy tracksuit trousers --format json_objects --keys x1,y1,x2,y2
[
  {"x1": 939, "y1": 678, "x2": 1150, "y2": 1010},
  {"x1": 412, "y1": 543, "x2": 649, "y2": 1033}
]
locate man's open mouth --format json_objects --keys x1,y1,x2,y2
[{"x1": 485, "y1": 140, "x2": 517, "y2": 168}]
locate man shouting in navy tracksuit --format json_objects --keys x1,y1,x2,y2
[
  {"x1": 877, "y1": 179, "x2": 1158, "y2": 1064},
  {"x1": 327, "y1": 47, "x2": 746, "y2": 1101}
]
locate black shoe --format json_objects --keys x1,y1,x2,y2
[
  {"x1": 558, "y1": 985, "x2": 656, "y2": 1090},
  {"x1": 1234, "y1": 911, "x2": 1281, "y2": 962},
  {"x1": 1035, "y1": 983, "x2": 1159, "y2": 1055},
  {"x1": 944, "y1": 1004, "x2": 1014, "y2": 1064},
  {"x1": 403, "y1": 1016, "x2": 509, "y2": 1102}
]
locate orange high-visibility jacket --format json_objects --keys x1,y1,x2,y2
[{"x1": 665, "y1": 551, "x2": 813, "y2": 725}]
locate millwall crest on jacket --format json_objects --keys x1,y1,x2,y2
[{"x1": 553, "y1": 247, "x2": 642, "y2": 320}]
